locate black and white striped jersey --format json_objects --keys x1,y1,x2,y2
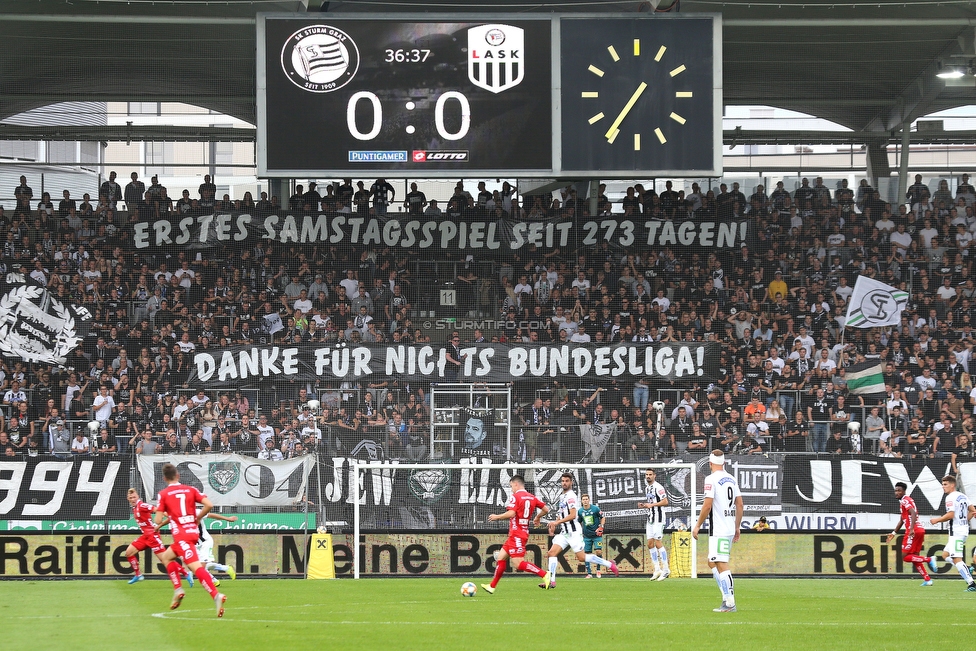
[
  {"x1": 646, "y1": 481, "x2": 667, "y2": 525},
  {"x1": 558, "y1": 489, "x2": 581, "y2": 535}
]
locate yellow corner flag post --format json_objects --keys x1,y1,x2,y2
[
  {"x1": 306, "y1": 533, "x2": 336, "y2": 579},
  {"x1": 670, "y1": 531, "x2": 692, "y2": 578}
]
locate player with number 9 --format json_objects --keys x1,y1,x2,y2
[
  {"x1": 693, "y1": 451, "x2": 743, "y2": 613},
  {"x1": 928, "y1": 475, "x2": 976, "y2": 590}
]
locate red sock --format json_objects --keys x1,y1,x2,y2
[
  {"x1": 905, "y1": 554, "x2": 929, "y2": 564},
  {"x1": 181, "y1": 566, "x2": 191, "y2": 578},
  {"x1": 518, "y1": 561, "x2": 546, "y2": 578},
  {"x1": 127, "y1": 555, "x2": 140, "y2": 577},
  {"x1": 913, "y1": 562, "x2": 931, "y2": 581},
  {"x1": 195, "y1": 567, "x2": 219, "y2": 598},
  {"x1": 490, "y1": 560, "x2": 507, "y2": 588},
  {"x1": 166, "y1": 562, "x2": 183, "y2": 589}
]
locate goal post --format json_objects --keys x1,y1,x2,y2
[{"x1": 351, "y1": 461, "x2": 697, "y2": 579}]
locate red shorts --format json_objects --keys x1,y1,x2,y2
[
  {"x1": 502, "y1": 535, "x2": 527, "y2": 558},
  {"x1": 131, "y1": 533, "x2": 165, "y2": 555},
  {"x1": 169, "y1": 536, "x2": 200, "y2": 564},
  {"x1": 902, "y1": 530, "x2": 925, "y2": 556}
]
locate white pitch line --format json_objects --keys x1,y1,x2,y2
[{"x1": 147, "y1": 612, "x2": 976, "y2": 627}]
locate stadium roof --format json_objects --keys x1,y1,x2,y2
[{"x1": 1, "y1": 0, "x2": 975, "y2": 148}]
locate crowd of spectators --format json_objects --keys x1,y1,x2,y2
[{"x1": 0, "y1": 171, "x2": 975, "y2": 468}]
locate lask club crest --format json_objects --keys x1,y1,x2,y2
[
  {"x1": 467, "y1": 24, "x2": 524, "y2": 94},
  {"x1": 0, "y1": 283, "x2": 87, "y2": 364},
  {"x1": 208, "y1": 461, "x2": 241, "y2": 494}
]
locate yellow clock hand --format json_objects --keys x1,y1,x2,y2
[{"x1": 604, "y1": 81, "x2": 647, "y2": 142}]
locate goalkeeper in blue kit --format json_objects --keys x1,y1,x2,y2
[{"x1": 578, "y1": 494, "x2": 607, "y2": 578}]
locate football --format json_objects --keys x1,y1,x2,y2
[{"x1": 460, "y1": 582, "x2": 477, "y2": 597}]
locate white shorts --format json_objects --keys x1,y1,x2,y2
[
  {"x1": 947, "y1": 534, "x2": 968, "y2": 559},
  {"x1": 552, "y1": 530, "x2": 585, "y2": 554},
  {"x1": 196, "y1": 540, "x2": 215, "y2": 565},
  {"x1": 646, "y1": 522, "x2": 665, "y2": 541},
  {"x1": 708, "y1": 535, "x2": 734, "y2": 563}
]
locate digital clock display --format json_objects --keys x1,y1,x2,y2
[{"x1": 259, "y1": 16, "x2": 553, "y2": 176}]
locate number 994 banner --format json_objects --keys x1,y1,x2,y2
[
  {"x1": 137, "y1": 455, "x2": 316, "y2": 508},
  {"x1": 259, "y1": 17, "x2": 553, "y2": 175}
]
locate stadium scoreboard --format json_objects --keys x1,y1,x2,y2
[{"x1": 257, "y1": 14, "x2": 721, "y2": 178}]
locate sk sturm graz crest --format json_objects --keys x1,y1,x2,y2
[
  {"x1": 208, "y1": 461, "x2": 241, "y2": 495},
  {"x1": 853, "y1": 289, "x2": 907, "y2": 326},
  {"x1": 0, "y1": 282, "x2": 88, "y2": 365},
  {"x1": 281, "y1": 25, "x2": 360, "y2": 93},
  {"x1": 407, "y1": 467, "x2": 452, "y2": 505},
  {"x1": 467, "y1": 24, "x2": 524, "y2": 94}
]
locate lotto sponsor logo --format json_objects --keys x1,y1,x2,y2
[{"x1": 411, "y1": 150, "x2": 469, "y2": 162}]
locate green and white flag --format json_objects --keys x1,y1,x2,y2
[
  {"x1": 844, "y1": 276, "x2": 908, "y2": 328},
  {"x1": 845, "y1": 360, "x2": 885, "y2": 395}
]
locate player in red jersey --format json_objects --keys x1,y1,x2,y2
[
  {"x1": 480, "y1": 474, "x2": 551, "y2": 594},
  {"x1": 154, "y1": 463, "x2": 227, "y2": 616},
  {"x1": 886, "y1": 481, "x2": 939, "y2": 586},
  {"x1": 123, "y1": 488, "x2": 192, "y2": 586}
]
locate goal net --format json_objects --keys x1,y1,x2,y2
[{"x1": 350, "y1": 461, "x2": 697, "y2": 579}]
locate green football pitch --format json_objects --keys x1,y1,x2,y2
[{"x1": 4, "y1": 576, "x2": 974, "y2": 650}]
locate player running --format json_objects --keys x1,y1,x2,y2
[
  {"x1": 123, "y1": 488, "x2": 192, "y2": 586},
  {"x1": 156, "y1": 507, "x2": 239, "y2": 586},
  {"x1": 481, "y1": 475, "x2": 550, "y2": 594},
  {"x1": 887, "y1": 481, "x2": 939, "y2": 586},
  {"x1": 154, "y1": 463, "x2": 227, "y2": 617},
  {"x1": 693, "y1": 451, "x2": 743, "y2": 613},
  {"x1": 639, "y1": 468, "x2": 670, "y2": 581},
  {"x1": 542, "y1": 473, "x2": 617, "y2": 589},
  {"x1": 578, "y1": 494, "x2": 606, "y2": 578},
  {"x1": 929, "y1": 475, "x2": 976, "y2": 590}
]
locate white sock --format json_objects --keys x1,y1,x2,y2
[
  {"x1": 548, "y1": 556, "x2": 558, "y2": 579},
  {"x1": 649, "y1": 547, "x2": 659, "y2": 570},
  {"x1": 719, "y1": 570, "x2": 735, "y2": 606},
  {"x1": 712, "y1": 567, "x2": 721, "y2": 591},
  {"x1": 585, "y1": 553, "x2": 611, "y2": 568},
  {"x1": 659, "y1": 548, "x2": 670, "y2": 571},
  {"x1": 207, "y1": 562, "x2": 228, "y2": 573},
  {"x1": 955, "y1": 560, "x2": 974, "y2": 584}
]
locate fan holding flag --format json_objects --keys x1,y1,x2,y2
[{"x1": 839, "y1": 277, "x2": 902, "y2": 407}]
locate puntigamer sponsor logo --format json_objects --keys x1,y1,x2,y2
[{"x1": 348, "y1": 151, "x2": 408, "y2": 162}]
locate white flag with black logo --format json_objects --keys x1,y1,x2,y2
[
  {"x1": 0, "y1": 274, "x2": 93, "y2": 364},
  {"x1": 580, "y1": 422, "x2": 616, "y2": 462},
  {"x1": 844, "y1": 277, "x2": 908, "y2": 328},
  {"x1": 264, "y1": 312, "x2": 284, "y2": 334}
]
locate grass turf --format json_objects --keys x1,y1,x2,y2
[{"x1": 3, "y1": 575, "x2": 974, "y2": 650}]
